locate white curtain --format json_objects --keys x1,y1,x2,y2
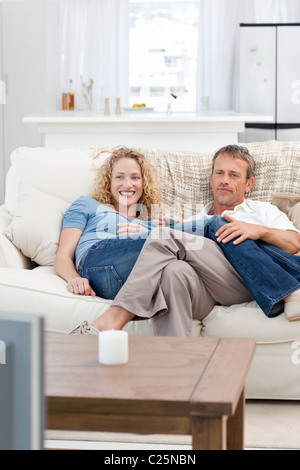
[
  {"x1": 196, "y1": 0, "x2": 300, "y2": 111},
  {"x1": 253, "y1": 0, "x2": 300, "y2": 22},
  {"x1": 59, "y1": 0, "x2": 129, "y2": 111},
  {"x1": 59, "y1": 0, "x2": 300, "y2": 112},
  {"x1": 196, "y1": 0, "x2": 254, "y2": 111}
]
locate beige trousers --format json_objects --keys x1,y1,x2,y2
[{"x1": 112, "y1": 227, "x2": 253, "y2": 336}]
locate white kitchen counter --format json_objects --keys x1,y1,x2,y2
[{"x1": 23, "y1": 111, "x2": 273, "y2": 153}]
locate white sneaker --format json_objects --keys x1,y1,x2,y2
[
  {"x1": 284, "y1": 302, "x2": 300, "y2": 322},
  {"x1": 69, "y1": 321, "x2": 99, "y2": 335}
]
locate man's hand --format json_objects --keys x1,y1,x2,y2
[
  {"x1": 215, "y1": 213, "x2": 300, "y2": 254},
  {"x1": 215, "y1": 213, "x2": 264, "y2": 245}
]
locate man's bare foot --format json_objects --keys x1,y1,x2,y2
[
  {"x1": 284, "y1": 289, "x2": 300, "y2": 303},
  {"x1": 284, "y1": 289, "x2": 300, "y2": 322},
  {"x1": 91, "y1": 306, "x2": 135, "y2": 331}
]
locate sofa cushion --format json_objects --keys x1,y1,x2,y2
[
  {"x1": 5, "y1": 147, "x2": 98, "y2": 215},
  {"x1": 202, "y1": 301, "x2": 300, "y2": 344},
  {"x1": 271, "y1": 192, "x2": 300, "y2": 256},
  {"x1": 0, "y1": 266, "x2": 154, "y2": 335},
  {"x1": 3, "y1": 183, "x2": 70, "y2": 266},
  {"x1": 0, "y1": 264, "x2": 202, "y2": 336},
  {"x1": 272, "y1": 192, "x2": 300, "y2": 230},
  {"x1": 289, "y1": 202, "x2": 300, "y2": 231}
]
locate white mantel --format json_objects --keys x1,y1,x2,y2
[{"x1": 23, "y1": 111, "x2": 273, "y2": 154}]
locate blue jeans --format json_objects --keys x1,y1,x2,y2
[
  {"x1": 204, "y1": 216, "x2": 300, "y2": 317},
  {"x1": 77, "y1": 220, "x2": 207, "y2": 301},
  {"x1": 77, "y1": 237, "x2": 147, "y2": 300},
  {"x1": 78, "y1": 217, "x2": 300, "y2": 314}
]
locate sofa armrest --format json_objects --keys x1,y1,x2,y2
[
  {"x1": 0, "y1": 205, "x2": 35, "y2": 269},
  {"x1": 0, "y1": 204, "x2": 12, "y2": 232}
]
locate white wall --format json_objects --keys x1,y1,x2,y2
[{"x1": 0, "y1": 1, "x2": 60, "y2": 204}]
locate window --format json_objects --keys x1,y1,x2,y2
[{"x1": 129, "y1": 0, "x2": 199, "y2": 112}]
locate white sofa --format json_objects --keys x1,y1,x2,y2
[{"x1": 1, "y1": 142, "x2": 300, "y2": 400}]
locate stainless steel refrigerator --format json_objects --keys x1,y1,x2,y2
[{"x1": 239, "y1": 23, "x2": 300, "y2": 143}]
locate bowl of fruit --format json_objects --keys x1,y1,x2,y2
[{"x1": 123, "y1": 103, "x2": 154, "y2": 112}]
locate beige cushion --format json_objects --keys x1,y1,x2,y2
[
  {"x1": 272, "y1": 192, "x2": 300, "y2": 230},
  {"x1": 3, "y1": 183, "x2": 70, "y2": 266},
  {"x1": 289, "y1": 202, "x2": 300, "y2": 231},
  {"x1": 272, "y1": 192, "x2": 300, "y2": 256}
]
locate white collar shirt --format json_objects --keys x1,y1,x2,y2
[{"x1": 196, "y1": 199, "x2": 299, "y2": 233}]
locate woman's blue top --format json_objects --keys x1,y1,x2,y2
[{"x1": 62, "y1": 196, "x2": 155, "y2": 266}]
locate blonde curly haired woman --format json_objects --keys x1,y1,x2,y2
[{"x1": 55, "y1": 146, "x2": 161, "y2": 311}]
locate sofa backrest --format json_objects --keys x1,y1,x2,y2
[
  {"x1": 5, "y1": 140, "x2": 300, "y2": 217},
  {"x1": 139, "y1": 141, "x2": 300, "y2": 215}
]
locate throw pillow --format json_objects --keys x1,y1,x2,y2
[
  {"x1": 3, "y1": 182, "x2": 70, "y2": 266},
  {"x1": 272, "y1": 192, "x2": 300, "y2": 257},
  {"x1": 289, "y1": 202, "x2": 300, "y2": 231},
  {"x1": 272, "y1": 192, "x2": 300, "y2": 230}
]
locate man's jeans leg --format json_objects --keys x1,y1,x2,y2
[{"x1": 205, "y1": 216, "x2": 300, "y2": 317}]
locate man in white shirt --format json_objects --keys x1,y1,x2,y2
[
  {"x1": 74, "y1": 145, "x2": 300, "y2": 335},
  {"x1": 199, "y1": 146, "x2": 300, "y2": 321},
  {"x1": 202, "y1": 146, "x2": 299, "y2": 254},
  {"x1": 201, "y1": 199, "x2": 298, "y2": 233}
]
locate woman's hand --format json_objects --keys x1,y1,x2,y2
[
  {"x1": 155, "y1": 210, "x2": 183, "y2": 226},
  {"x1": 117, "y1": 222, "x2": 148, "y2": 235},
  {"x1": 155, "y1": 212, "x2": 168, "y2": 226},
  {"x1": 67, "y1": 277, "x2": 96, "y2": 296}
]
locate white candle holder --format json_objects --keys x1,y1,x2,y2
[{"x1": 98, "y1": 330, "x2": 128, "y2": 365}]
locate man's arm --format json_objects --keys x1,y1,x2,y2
[{"x1": 215, "y1": 213, "x2": 300, "y2": 254}]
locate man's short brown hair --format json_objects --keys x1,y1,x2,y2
[{"x1": 212, "y1": 144, "x2": 256, "y2": 180}]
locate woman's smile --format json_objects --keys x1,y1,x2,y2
[
  {"x1": 119, "y1": 191, "x2": 136, "y2": 197},
  {"x1": 110, "y1": 158, "x2": 144, "y2": 216}
]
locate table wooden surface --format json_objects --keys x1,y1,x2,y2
[{"x1": 45, "y1": 333, "x2": 255, "y2": 450}]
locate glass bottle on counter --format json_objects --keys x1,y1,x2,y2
[
  {"x1": 68, "y1": 80, "x2": 75, "y2": 110},
  {"x1": 62, "y1": 92, "x2": 68, "y2": 110},
  {"x1": 116, "y1": 97, "x2": 121, "y2": 115},
  {"x1": 104, "y1": 98, "x2": 110, "y2": 115}
]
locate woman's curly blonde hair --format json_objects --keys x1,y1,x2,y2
[{"x1": 91, "y1": 146, "x2": 162, "y2": 220}]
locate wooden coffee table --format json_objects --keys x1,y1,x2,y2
[{"x1": 45, "y1": 333, "x2": 255, "y2": 450}]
